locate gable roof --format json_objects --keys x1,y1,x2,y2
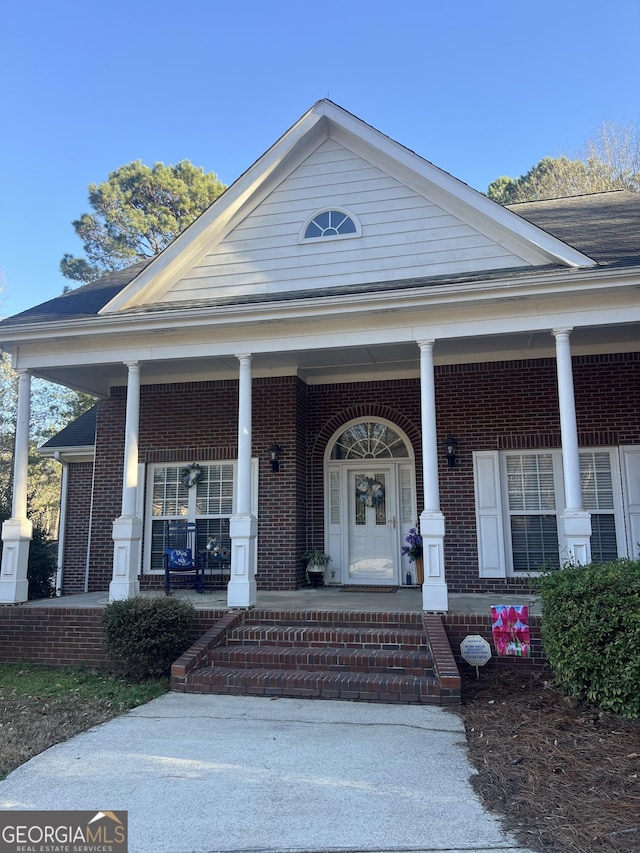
[
  {"x1": 3, "y1": 102, "x2": 639, "y2": 332},
  {"x1": 98, "y1": 100, "x2": 594, "y2": 314}
]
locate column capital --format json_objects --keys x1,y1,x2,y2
[
  {"x1": 416, "y1": 339, "x2": 436, "y2": 351},
  {"x1": 552, "y1": 327, "x2": 574, "y2": 339},
  {"x1": 235, "y1": 353, "x2": 252, "y2": 362}
]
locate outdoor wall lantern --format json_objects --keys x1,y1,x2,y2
[
  {"x1": 444, "y1": 436, "x2": 458, "y2": 468},
  {"x1": 268, "y1": 443, "x2": 283, "y2": 472}
]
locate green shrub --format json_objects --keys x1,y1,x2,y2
[
  {"x1": 27, "y1": 526, "x2": 57, "y2": 599},
  {"x1": 535, "y1": 559, "x2": 640, "y2": 718},
  {"x1": 101, "y1": 597, "x2": 195, "y2": 680}
]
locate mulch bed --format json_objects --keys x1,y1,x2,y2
[{"x1": 454, "y1": 667, "x2": 640, "y2": 853}]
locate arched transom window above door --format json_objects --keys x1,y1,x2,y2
[{"x1": 330, "y1": 421, "x2": 410, "y2": 460}]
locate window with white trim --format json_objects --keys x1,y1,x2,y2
[
  {"x1": 503, "y1": 449, "x2": 622, "y2": 572},
  {"x1": 302, "y1": 209, "x2": 360, "y2": 240},
  {"x1": 148, "y1": 463, "x2": 234, "y2": 572}
]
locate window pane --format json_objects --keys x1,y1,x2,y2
[
  {"x1": 152, "y1": 466, "x2": 188, "y2": 516},
  {"x1": 507, "y1": 454, "x2": 555, "y2": 511},
  {"x1": 304, "y1": 211, "x2": 357, "y2": 239},
  {"x1": 580, "y1": 452, "x2": 614, "y2": 510},
  {"x1": 196, "y1": 464, "x2": 235, "y2": 515},
  {"x1": 511, "y1": 515, "x2": 559, "y2": 572},
  {"x1": 590, "y1": 514, "x2": 618, "y2": 563},
  {"x1": 331, "y1": 422, "x2": 409, "y2": 459},
  {"x1": 330, "y1": 470, "x2": 340, "y2": 525},
  {"x1": 304, "y1": 221, "x2": 322, "y2": 238},
  {"x1": 150, "y1": 519, "x2": 166, "y2": 571}
]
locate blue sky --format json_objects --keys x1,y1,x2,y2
[{"x1": 1, "y1": 0, "x2": 638, "y2": 318}]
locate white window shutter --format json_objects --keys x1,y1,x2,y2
[
  {"x1": 621, "y1": 447, "x2": 640, "y2": 558},
  {"x1": 136, "y1": 463, "x2": 145, "y2": 573},
  {"x1": 473, "y1": 451, "x2": 507, "y2": 578}
]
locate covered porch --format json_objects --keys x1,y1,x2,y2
[{"x1": 22, "y1": 586, "x2": 541, "y2": 615}]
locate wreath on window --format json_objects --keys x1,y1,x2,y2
[
  {"x1": 180, "y1": 463, "x2": 202, "y2": 489},
  {"x1": 355, "y1": 477, "x2": 385, "y2": 507}
]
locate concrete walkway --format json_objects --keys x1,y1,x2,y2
[{"x1": 0, "y1": 692, "x2": 536, "y2": 853}]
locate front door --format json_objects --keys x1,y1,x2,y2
[{"x1": 347, "y1": 466, "x2": 398, "y2": 583}]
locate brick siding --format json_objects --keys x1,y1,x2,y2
[
  {"x1": 0, "y1": 606, "x2": 548, "y2": 674},
  {"x1": 58, "y1": 353, "x2": 640, "y2": 595}
]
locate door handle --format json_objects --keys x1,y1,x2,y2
[{"x1": 391, "y1": 516, "x2": 397, "y2": 529}]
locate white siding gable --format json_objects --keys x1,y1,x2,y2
[{"x1": 161, "y1": 139, "x2": 535, "y2": 304}]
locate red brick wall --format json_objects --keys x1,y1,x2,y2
[
  {"x1": 443, "y1": 613, "x2": 546, "y2": 674},
  {"x1": 0, "y1": 607, "x2": 109, "y2": 668},
  {"x1": 60, "y1": 353, "x2": 640, "y2": 594},
  {"x1": 0, "y1": 607, "x2": 231, "y2": 668},
  {"x1": 0, "y1": 605, "x2": 548, "y2": 675},
  {"x1": 60, "y1": 462, "x2": 93, "y2": 594}
]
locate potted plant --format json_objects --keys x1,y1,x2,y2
[
  {"x1": 402, "y1": 527, "x2": 424, "y2": 584},
  {"x1": 303, "y1": 549, "x2": 333, "y2": 586}
]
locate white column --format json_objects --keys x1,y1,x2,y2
[
  {"x1": 417, "y1": 340, "x2": 448, "y2": 611},
  {"x1": 553, "y1": 329, "x2": 591, "y2": 564},
  {"x1": 0, "y1": 370, "x2": 33, "y2": 603},
  {"x1": 227, "y1": 353, "x2": 257, "y2": 607},
  {"x1": 110, "y1": 362, "x2": 143, "y2": 600}
]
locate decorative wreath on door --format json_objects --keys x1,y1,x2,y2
[{"x1": 355, "y1": 477, "x2": 385, "y2": 507}]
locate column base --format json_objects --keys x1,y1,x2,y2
[
  {"x1": 560, "y1": 510, "x2": 592, "y2": 566},
  {"x1": 0, "y1": 518, "x2": 33, "y2": 604},
  {"x1": 109, "y1": 516, "x2": 142, "y2": 602},
  {"x1": 227, "y1": 514, "x2": 257, "y2": 608},
  {"x1": 419, "y1": 510, "x2": 449, "y2": 612}
]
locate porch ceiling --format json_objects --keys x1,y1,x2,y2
[{"x1": 29, "y1": 320, "x2": 640, "y2": 397}]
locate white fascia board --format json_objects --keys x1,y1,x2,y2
[
  {"x1": 326, "y1": 112, "x2": 596, "y2": 269},
  {"x1": 3, "y1": 264, "x2": 639, "y2": 358},
  {"x1": 37, "y1": 446, "x2": 95, "y2": 462},
  {"x1": 11, "y1": 281, "x2": 640, "y2": 373},
  {"x1": 99, "y1": 110, "x2": 328, "y2": 314}
]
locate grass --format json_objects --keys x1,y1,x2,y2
[{"x1": 0, "y1": 663, "x2": 168, "y2": 780}]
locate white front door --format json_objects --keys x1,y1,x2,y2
[{"x1": 347, "y1": 466, "x2": 398, "y2": 583}]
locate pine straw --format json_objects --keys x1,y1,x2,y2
[{"x1": 454, "y1": 668, "x2": 640, "y2": 853}]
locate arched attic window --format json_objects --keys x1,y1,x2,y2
[{"x1": 301, "y1": 209, "x2": 361, "y2": 241}]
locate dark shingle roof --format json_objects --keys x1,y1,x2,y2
[
  {"x1": 507, "y1": 190, "x2": 640, "y2": 266},
  {"x1": 0, "y1": 261, "x2": 150, "y2": 326},
  {"x1": 39, "y1": 406, "x2": 96, "y2": 450}
]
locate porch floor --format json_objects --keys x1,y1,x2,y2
[{"x1": 23, "y1": 587, "x2": 541, "y2": 615}]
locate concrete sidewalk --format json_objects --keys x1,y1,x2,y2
[{"x1": 0, "y1": 693, "x2": 536, "y2": 853}]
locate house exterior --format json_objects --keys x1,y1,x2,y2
[{"x1": 0, "y1": 100, "x2": 638, "y2": 611}]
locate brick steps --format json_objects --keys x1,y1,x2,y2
[
  {"x1": 228, "y1": 624, "x2": 429, "y2": 652},
  {"x1": 215, "y1": 643, "x2": 431, "y2": 676},
  {"x1": 172, "y1": 608, "x2": 461, "y2": 706},
  {"x1": 185, "y1": 665, "x2": 443, "y2": 704}
]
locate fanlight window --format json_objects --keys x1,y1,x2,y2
[
  {"x1": 330, "y1": 422, "x2": 409, "y2": 460},
  {"x1": 304, "y1": 210, "x2": 357, "y2": 239}
]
